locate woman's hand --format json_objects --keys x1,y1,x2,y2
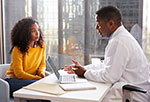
[
  {"x1": 35, "y1": 76, "x2": 42, "y2": 80},
  {"x1": 39, "y1": 73, "x2": 46, "y2": 78}
]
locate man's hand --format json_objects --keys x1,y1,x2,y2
[
  {"x1": 64, "y1": 65, "x2": 75, "y2": 74},
  {"x1": 64, "y1": 59, "x2": 80, "y2": 74},
  {"x1": 64, "y1": 59, "x2": 86, "y2": 77},
  {"x1": 73, "y1": 65, "x2": 86, "y2": 78}
]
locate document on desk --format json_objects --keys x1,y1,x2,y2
[
  {"x1": 59, "y1": 82, "x2": 96, "y2": 91},
  {"x1": 23, "y1": 82, "x2": 66, "y2": 95}
]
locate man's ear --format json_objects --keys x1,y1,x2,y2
[
  {"x1": 107, "y1": 19, "x2": 115, "y2": 30},
  {"x1": 109, "y1": 19, "x2": 115, "y2": 27}
]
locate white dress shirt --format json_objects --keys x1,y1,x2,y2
[{"x1": 84, "y1": 25, "x2": 150, "y2": 102}]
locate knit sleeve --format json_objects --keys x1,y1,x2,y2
[
  {"x1": 12, "y1": 47, "x2": 42, "y2": 80},
  {"x1": 37, "y1": 43, "x2": 46, "y2": 76}
]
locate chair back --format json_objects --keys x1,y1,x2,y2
[
  {"x1": 0, "y1": 64, "x2": 10, "y2": 78},
  {"x1": 0, "y1": 64, "x2": 10, "y2": 102}
]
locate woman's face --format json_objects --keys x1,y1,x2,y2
[{"x1": 30, "y1": 23, "x2": 40, "y2": 42}]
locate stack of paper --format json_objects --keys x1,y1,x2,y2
[
  {"x1": 59, "y1": 82, "x2": 96, "y2": 91},
  {"x1": 24, "y1": 82, "x2": 66, "y2": 95}
]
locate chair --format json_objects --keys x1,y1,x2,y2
[
  {"x1": 0, "y1": 64, "x2": 10, "y2": 102},
  {"x1": 122, "y1": 84, "x2": 147, "y2": 102}
]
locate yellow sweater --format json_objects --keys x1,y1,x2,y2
[{"x1": 5, "y1": 43, "x2": 46, "y2": 80}]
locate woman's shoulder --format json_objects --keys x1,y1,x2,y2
[
  {"x1": 12, "y1": 46, "x2": 21, "y2": 53},
  {"x1": 36, "y1": 42, "x2": 45, "y2": 49},
  {"x1": 11, "y1": 46, "x2": 23, "y2": 56},
  {"x1": 42, "y1": 42, "x2": 45, "y2": 48}
]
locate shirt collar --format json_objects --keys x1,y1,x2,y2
[
  {"x1": 109, "y1": 32, "x2": 114, "y2": 40},
  {"x1": 108, "y1": 25, "x2": 123, "y2": 40}
]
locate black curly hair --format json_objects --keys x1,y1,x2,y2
[{"x1": 10, "y1": 17, "x2": 44, "y2": 55}]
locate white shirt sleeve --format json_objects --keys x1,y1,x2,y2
[
  {"x1": 84, "y1": 61, "x2": 104, "y2": 70},
  {"x1": 84, "y1": 40, "x2": 129, "y2": 83}
]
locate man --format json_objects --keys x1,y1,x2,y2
[{"x1": 64, "y1": 6, "x2": 150, "y2": 102}]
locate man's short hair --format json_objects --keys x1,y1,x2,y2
[{"x1": 96, "y1": 6, "x2": 121, "y2": 25}]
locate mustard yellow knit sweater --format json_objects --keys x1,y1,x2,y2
[{"x1": 5, "y1": 43, "x2": 46, "y2": 80}]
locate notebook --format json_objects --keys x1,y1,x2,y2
[
  {"x1": 47, "y1": 57, "x2": 77, "y2": 84},
  {"x1": 47, "y1": 56, "x2": 96, "y2": 91},
  {"x1": 59, "y1": 82, "x2": 96, "y2": 91},
  {"x1": 24, "y1": 82, "x2": 66, "y2": 95}
]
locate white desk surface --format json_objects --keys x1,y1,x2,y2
[{"x1": 13, "y1": 73, "x2": 112, "y2": 102}]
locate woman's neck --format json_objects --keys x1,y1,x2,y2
[{"x1": 29, "y1": 42, "x2": 36, "y2": 48}]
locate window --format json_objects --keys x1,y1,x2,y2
[
  {"x1": 0, "y1": 39, "x2": 1, "y2": 64},
  {"x1": 143, "y1": 0, "x2": 150, "y2": 61},
  {"x1": 1, "y1": 0, "x2": 149, "y2": 66}
]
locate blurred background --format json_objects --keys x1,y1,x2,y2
[{"x1": 0, "y1": 0, "x2": 150, "y2": 70}]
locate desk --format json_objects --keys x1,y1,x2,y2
[{"x1": 13, "y1": 74, "x2": 111, "y2": 102}]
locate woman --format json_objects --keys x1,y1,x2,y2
[{"x1": 4, "y1": 17, "x2": 46, "y2": 98}]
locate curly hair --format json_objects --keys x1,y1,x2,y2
[{"x1": 10, "y1": 17, "x2": 44, "y2": 55}]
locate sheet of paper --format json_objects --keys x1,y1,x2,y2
[
  {"x1": 59, "y1": 82, "x2": 96, "y2": 91},
  {"x1": 23, "y1": 82, "x2": 66, "y2": 95}
]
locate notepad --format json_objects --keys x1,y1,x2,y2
[
  {"x1": 59, "y1": 82, "x2": 96, "y2": 91},
  {"x1": 23, "y1": 82, "x2": 66, "y2": 95}
]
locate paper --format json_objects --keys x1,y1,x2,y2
[
  {"x1": 23, "y1": 82, "x2": 66, "y2": 95},
  {"x1": 59, "y1": 82, "x2": 96, "y2": 91}
]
